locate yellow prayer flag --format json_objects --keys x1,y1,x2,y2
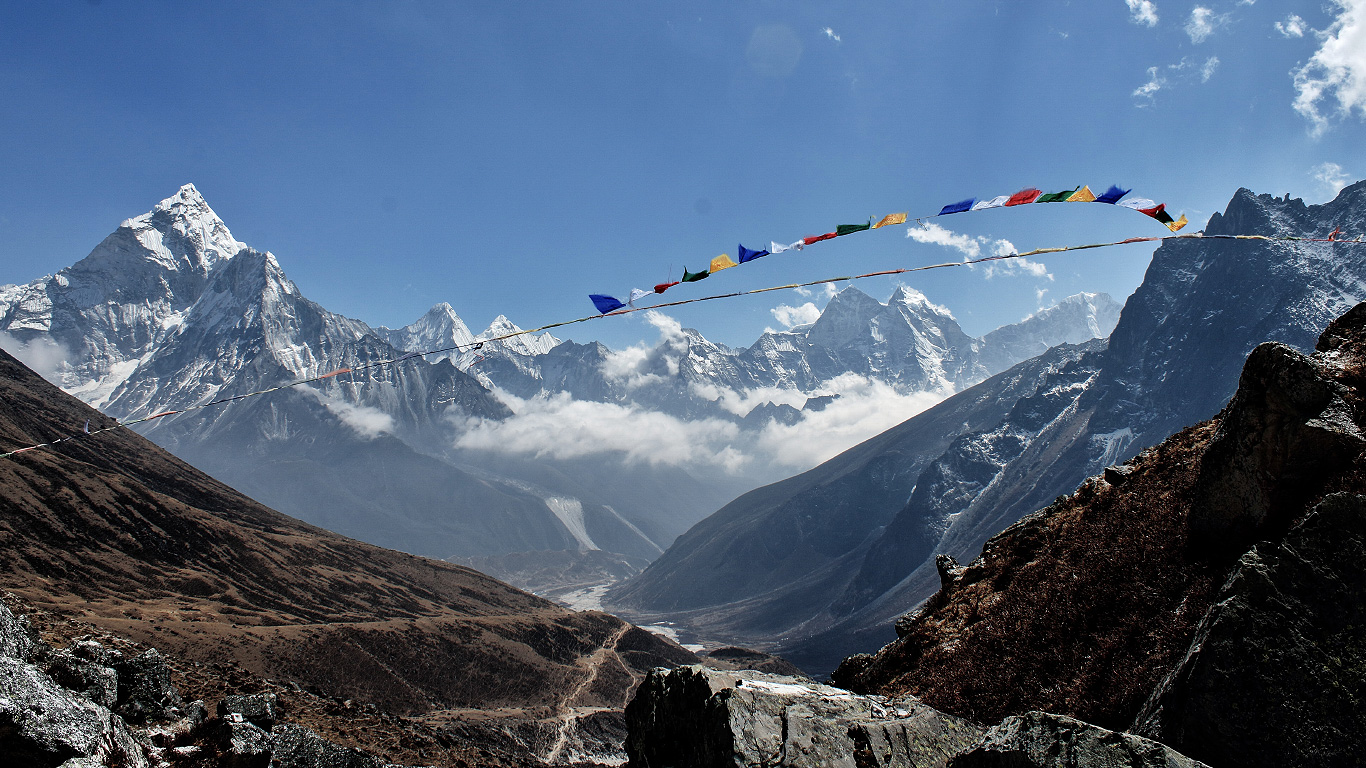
[
  {"x1": 1066, "y1": 186, "x2": 1096, "y2": 203},
  {"x1": 1165, "y1": 214, "x2": 1189, "y2": 232},
  {"x1": 710, "y1": 253, "x2": 738, "y2": 272},
  {"x1": 871, "y1": 212, "x2": 909, "y2": 229}
]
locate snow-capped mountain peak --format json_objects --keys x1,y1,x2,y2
[
  {"x1": 478, "y1": 314, "x2": 559, "y2": 356},
  {"x1": 887, "y1": 285, "x2": 954, "y2": 319},
  {"x1": 116, "y1": 183, "x2": 245, "y2": 275}
]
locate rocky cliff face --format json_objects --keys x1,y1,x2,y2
[{"x1": 828, "y1": 302, "x2": 1366, "y2": 768}]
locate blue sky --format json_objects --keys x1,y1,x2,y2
[{"x1": 2, "y1": 1, "x2": 1363, "y2": 350}]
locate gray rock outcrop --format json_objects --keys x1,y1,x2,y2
[
  {"x1": 949, "y1": 711, "x2": 1208, "y2": 767},
  {"x1": 269, "y1": 723, "x2": 387, "y2": 768},
  {"x1": 1133, "y1": 492, "x2": 1366, "y2": 767},
  {"x1": 218, "y1": 691, "x2": 279, "y2": 730},
  {"x1": 113, "y1": 647, "x2": 184, "y2": 724},
  {"x1": 624, "y1": 665, "x2": 982, "y2": 767},
  {"x1": 0, "y1": 655, "x2": 147, "y2": 768},
  {"x1": 0, "y1": 600, "x2": 37, "y2": 661}
]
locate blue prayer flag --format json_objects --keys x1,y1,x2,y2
[
  {"x1": 589, "y1": 294, "x2": 627, "y2": 314},
  {"x1": 738, "y1": 244, "x2": 770, "y2": 263},
  {"x1": 938, "y1": 198, "x2": 975, "y2": 215},
  {"x1": 1095, "y1": 185, "x2": 1131, "y2": 205}
]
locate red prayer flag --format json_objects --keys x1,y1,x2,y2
[
  {"x1": 1005, "y1": 189, "x2": 1043, "y2": 206},
  {"x1": 654, "y1": 281, "x2": 680, "y2": 293},
  {"x1": 803, "y1": 232, "x2": 838, "y2": 245}
]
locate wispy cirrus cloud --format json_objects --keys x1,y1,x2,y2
[
  {"x1": 906, "y1": 222, "x2": 1053, "y2": 281},
  {"x1": 1185, "y1": 6, "x2": 1229, "y2": 43},
  {"x1": 1125, "y1": 0, "x2": 1159, "y2": 27},
  {"x1": 1275, "y1": 14, "x2": 1307, "y2": 37},
  {"x1": 1311, "y1": 162, "x2": 1353, "y2": 198}
]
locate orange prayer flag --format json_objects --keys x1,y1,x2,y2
[
  {"x1": 871, "y1": 212, "x2": 908, "y2": 229},
  {"x1": 1165, "y1": 214, "x2": 1189, "y2": 232},
  {"x1": 710, "y1": 254, "x2": 738, "y2": 272},
  {"x1": 1066, "y1": 186, "x2": 1097, "y2": 203}
]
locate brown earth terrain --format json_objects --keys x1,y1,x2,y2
[{"x1": 0, "y1": 347, "x2": 697, "y2": 765}]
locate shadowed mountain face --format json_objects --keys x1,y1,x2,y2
[
  {"x1": 0, "y1": 347, "x2": 696, "y2": 720},
  {"x1": 831, "y1": 303, "x2": 1366, "y2": 768},
  {"x1": 607, "y1": 181, "x2": 1366, "y2": 674}
]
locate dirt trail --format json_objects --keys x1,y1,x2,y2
[{"x1": 543, "y1": 623, "x2": 632, "y2": 764}]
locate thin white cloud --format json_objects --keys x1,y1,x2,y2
[
  {"x1": 906, "y1": 221, "x2": 986, "y2": 259},
  {"x1": 1134, "y1": 65, "x2": 1165, "y2": 103},
  {"x1": 1126, "y1": 0, "x2": 1160, "y2": 27},
  {"x1": 771, "y1": 302, "x2": 822, "y2": 329},
  {"x1": 1201, "y1": 56, "x2": 1220, "y2": 82},
  {"x1": 309, "y1": 390, "x2": 395, "y2": 439},
  {"x1": 1185, "y1": 6, "x2": 1227, "y2": 43},
  {"x1": 0, "y1": 332, "x2": 72, "y2": 385},
  {"x1": 1276, "y1": 14, "x2": 1306, "y2": 37},
  {"x1": 600, "y1": 310, "x2": 687, "y2": 388},
  {"x1": 823, "y1": 27, "x2": 841, "y2": 42},
  {"x1": 1292, "y1": 0, "x2": 1366, "y2": 135},
  {"x1": 1312, "y1": 162, "x2": 1353, "y2": 197},
  {"x1": 906, "y1": 222, "x2": 1049, "y2": 280}
]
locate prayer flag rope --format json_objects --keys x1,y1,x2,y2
[
  {"x1": 588, "y1": 185, "x2": 1190, "y2": 312},
  {"x1": 2, "y1": 230, "x2": 1362, "y2": 462}
]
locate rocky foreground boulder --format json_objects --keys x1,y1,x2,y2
[{"x1": 624, "y1": 665, "x2": 983, "y2": 768}]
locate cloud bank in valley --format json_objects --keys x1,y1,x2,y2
[{"x1": 454, "y1": 377, "x2": 945, "y2": 480}]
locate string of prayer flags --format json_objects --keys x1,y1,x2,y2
[
  {"x1": 738, "y1": 244, "x2": 770, "y2": 263},
  {"x1": 588, "y1": 183, "x2": 1190, "y2": 313},
  {"x1": 590, "y1": 294, "x2": 627, "y2": 314}
]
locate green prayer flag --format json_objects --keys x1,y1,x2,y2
[
  {"x1": 1036, "y1": 188, "x2": 1080, "y2": 203},
  {"x1": 682, "y1": 267, "x2": 710, "y2": 282},
  {"x1": 836, "y1": 220, "x2": 872, "y2": 236}
]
